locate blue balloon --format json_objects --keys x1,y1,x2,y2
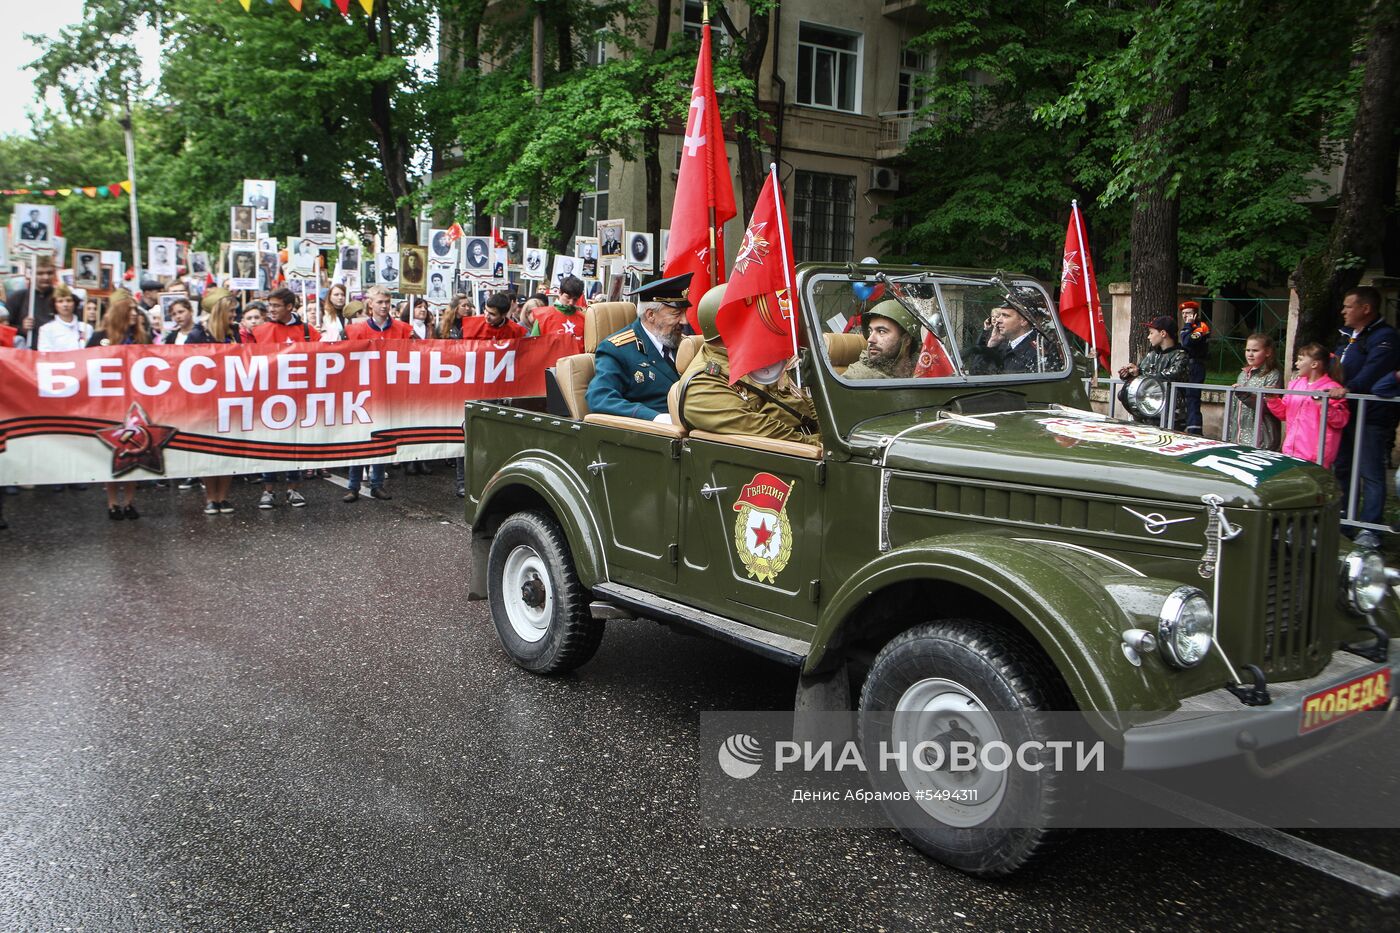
[{"x1": 852, "y1": 282, "x2": 875, "y2": 302}]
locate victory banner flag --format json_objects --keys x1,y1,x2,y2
[
  {"x1": 715, "y1": 167, "x2": 799, "y2": 385},
  {"x1": 1059, "y1": 200, "x2": 1110, "y2": 370},
  {"x1": 664, "y1": 21, "x2": 737, "y2": 331},
  {"x1": 0, "y1": 337, "x2": 577, "y2": 485}
]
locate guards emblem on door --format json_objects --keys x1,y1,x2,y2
[{"x1": 732, "y1": 472, "x2": 794, "y2": 582}]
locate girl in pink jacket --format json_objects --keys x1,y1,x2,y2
[{"x1": 1266, "y1": 343, "x2": 1349, "y2": 467}]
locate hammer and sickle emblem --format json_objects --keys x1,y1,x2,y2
[{"x1": 683, "y1": 94, "x2": 706, "y2": 157}]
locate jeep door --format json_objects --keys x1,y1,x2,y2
[
  {"x1": 676, "y1": 437, "x2": 824, "y2": 639},
  {"x1": 583, "y1": 426, "x2": 681, "y2": 585}
]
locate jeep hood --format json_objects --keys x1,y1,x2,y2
[{"x1": 847, "y1": 408, "x2": 1337, "y2": 509}]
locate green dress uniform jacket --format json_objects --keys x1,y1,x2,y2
[
  {"x1": 678, "y1": 343, "x2": 822, "y2": 447},
  {"x1": 586, "y1": 320, "x2": 680, "y2": 419}
]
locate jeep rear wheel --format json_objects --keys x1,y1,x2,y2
[
  {"x1": 857, "y1": 619, "x2": 1068, "y2": 877},
  {"x1": 487, "y1": 510, "x2": 603, "y2": 673}
]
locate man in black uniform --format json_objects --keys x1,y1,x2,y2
[
  {"x1": 19, "y1": 209, "x2": 47, "y2": 242},
  {"x1": 305, "y1": 205, "x2": 332, "y2": 235}
]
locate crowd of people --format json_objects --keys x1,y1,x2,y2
[
  {"x1": 1116, "y1": 288, "x2": 1395, "y2": 547},
  {"x1": 0, "y1": 254, "x2": 607, "y2": 528}
]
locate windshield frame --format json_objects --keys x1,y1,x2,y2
[{"x1": 805, "y1": 269, "x2": 1074, "y2": 388}]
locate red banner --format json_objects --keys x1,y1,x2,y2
[{"x1": 0, "y1": 336, "x2": 576, "y2": 484}]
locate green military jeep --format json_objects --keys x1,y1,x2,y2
[{"x1": 463, "y1": 265, "x2": 1398, "y2": 876}]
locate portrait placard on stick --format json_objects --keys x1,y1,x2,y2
[
  {"x1": 549, "y1": 254, "x2": 577, "y2": 291},
  {"x1": 242, "y1": 179, "x2": 276, "y2": 223},
  {"x1": 624, "y1": 232, "x2": 654, "y2": 272},
  {"x1": 523, "y1": 247, "x2": 549, "y2": 281},
  {"x1": 575, "y1": 236, "x2": 599, "y2": 280},
  {"x1": 72, "y1": 248, "x2": 103, "y2": 289},
  {"x1": 428, "y1": 228, "x2": 457, "y2": 263},
  {"x1": 376, "y1": 251, "x2": 400, "y2": 290},
  {"x1": 461, "y1": 236, "x2": 491, "y2": 276},
  {"x1": 597, "y1": 219, "x2": 624, "y2": 261},
  {"x1": 427, "y1": 261, "x2": 454, "y2": 304},
  {"x1": 148, "y1": 237, "x2": 178, "y2": 277},
  {"x1": 12, "y1": 204, "x2": 54, "y2": 253},
  {"x1": 228, "y1": 242, "x2": 259, "y2": 290},
  {"x1": 501, "y1": 227, "x2": 526, "y2": 270},
  {"x1": 230, "y1": 206, "x2": 255, "y2": 242},
  {"x1": 300, "y1": 201, "x2": 337, "y2": 247},
  {"x1": 399, "y1": 245, "x2": 428, "y2": 296}
]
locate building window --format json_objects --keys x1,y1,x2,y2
[
  {"x1": 576, "y1": 157, "x2": 610, "y2": 242},
  {"x1": 585, "y1": 30, "x2": 607, "y2": 66},
  {"x1": 897, "y1": 49, "x2": 928, "y2": 114},
  {"x1": 508, "y1": 200, "x2": 529, "y2": 229},
  {"x1": 793, "y1": 171, "x2": 855, "y2": 262},
  {"x1": 797, "y1": 23, "x2": 861, "y2": 113},
  {"x1": 682, "y1": 1, "x2": 704, "y2": 42}
]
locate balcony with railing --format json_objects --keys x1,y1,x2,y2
[{"x1": 877, "y1": 110, "x2": 934, "y2": 159}]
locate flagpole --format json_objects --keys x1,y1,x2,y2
[
  {"x1": 703, "y1": 15, "x2": 720, "y2": 289},
  {"x1": 1070, "y1": 199, "x2": 1097, "y2": 373},
  {"x1": 768, "y1": 162, "x2": 801, "y2": 388}
]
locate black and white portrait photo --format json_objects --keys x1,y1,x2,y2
[
  {"x1": 549, "y1": 254, "x2": 576, "y2": 290},
  {"x1": 625, "y1": 232, "x2": 653, "y2": 272},
  {"x1": 523, "y1": 248, "x2": 548, "y2": 279},
  {"x1": 462, "y1": 236, "x2": 490, "y2": 272},
  {"x1": 229, "y1": 245, "x2": 259, "y2": 290},
  {"x1": 72, "y1": 248, "x2": 103, "y2": 289},
  {"x1": 148, "y1": 237, "x2": 178, "y2": 277},
  {"x1": 300, "y1": 201, "x2": 337, "y2": 246},
  {"x1": 575, "y1": 236, "x2": 599, "y2": 279},
  {"x1": 428, "y1": 271, "x2": 449, "y2": 300},
  {"x1": 400, "y1": 245, "x2": 428, "y2": 296},
  {"x1": 15, "y1": 204, "x2": 54, "y2": 248},
  {"x1": 98, "y1": 264, "x2": 114, "y2": 294},
  {"x1": 258, "y1": 251, "x2": 281, "y2": 291},
  {"x1": 502, "y1": 227, "x2": 526, "y2": 269},
  {"x1": 231, "y1": 205, "x2": 255, "y2": 242},
  {"x1": 242, "y1": 179, "x2": 276, "y2": 221},
  {"x1": 377, "y1": 251, "x2": 399, "y2": 288},
  {"x1": 289, "y1": 237, "x2": 319, "y2": 275},
  {"x1": 429, "y1": 228, "x2": 455, "y2": 261},
  {"x1": 339, "y1": 245, "x2": 361, "y2": 273},
  {"x1": 362, "y1": 258, "x2": 377, "y2": 286},
  {"x1": 597, "y1": 219, "x2": 624, "y2": 261}
]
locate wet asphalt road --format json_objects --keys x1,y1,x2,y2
[{"x1": 2, "y1": 473, "x2": 1399, "y2": 931}]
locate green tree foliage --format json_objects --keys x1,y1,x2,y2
[
  {"x1": 885, "y1": 0, "x2": 1369, "y2": 296},
  {"x1": 875, "y1": 0, "x2": 1129, "y2": 280}
]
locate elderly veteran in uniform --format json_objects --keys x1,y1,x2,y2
[
  {"x1": 677, "y1": 284, "x2": 821, "y2": 447},
  {"x1": 845, "y1": 299, "x2": 919, "y2": 379},
  {"x1": 585, "y1": 273, "x2": 692, "y2": 424}
]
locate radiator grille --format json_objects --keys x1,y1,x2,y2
[{"x1": 1260, "y1": 508, "x2": 1329, "y2": 675}]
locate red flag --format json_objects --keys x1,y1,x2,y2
[
  {"x1": 446, "y1": 222, "x2": 464, "y2": 243},
  {"x1": 491, "y1": 218, "x2": 507, "y2": 249},
  {"x1": 665, "y1": 22, "x2": 737, "y2": 331},
  {"x1": 715, "y1": 168, "x2": 798, "y2": 384},
  {"x1": 1058, "y1": 200, "x2": 1109, "y2": 370},
  {"x1": 913, "y1": 332, "x2": 956, "y2": 378}
]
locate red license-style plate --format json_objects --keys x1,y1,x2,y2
[{"x1": 1299, "y1": 668, "x2": 1392, "y2": 735}]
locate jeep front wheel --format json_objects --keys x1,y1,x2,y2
[
  {"x1": 487, "y1": 510, "x2": 603, "y2": 673},
  {"x1": 857, "y1": 619, "x2": 1068, "y2": 877}
]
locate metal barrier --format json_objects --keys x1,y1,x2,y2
[{"x1": 1093, "y1": 377, "x2": 1400, "y2": 536}]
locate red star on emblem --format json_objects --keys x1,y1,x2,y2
[
  {"x1": 751, "y1": 517, "x2": 774, "y2": 553},
  {"x1": 1062, "y1": 250, "x2": 1081, "y2": 286},
  {"x1": 94, "y1": 403, "x2": 177, "y2": 478}
]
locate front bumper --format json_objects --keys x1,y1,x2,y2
[{"x1": 1122, "y1": 642, "x2": 1398, "y2": 770}]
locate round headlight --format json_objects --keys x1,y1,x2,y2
[
  {"x1": 1341, "y1": 549, "x2": 1388, "y2": 614},
  {"x1": 1126, "y1": 376, "x2": 1166, "y2": 419},
  {"x1": 1158, "y1": 586, "x2": 1214, "y2": 668}
]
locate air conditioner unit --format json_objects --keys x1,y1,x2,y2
[{"x1": 869, "y1": 166, "x2": 900, "y2": 192}]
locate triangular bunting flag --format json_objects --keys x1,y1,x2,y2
[
  {"x1": 238, "y1": 0, "x2": 252, "y2": 10},
  {"x1": 119, "y1": 180, "x2": 132, "y2": 193},
  {"x1": 288, "y1": 0, "x2": 303, "y2": 10},
  {"x1": 334, "y1": 0, "x2": 350, "y2": 11},
  {"x1": 108, "y1": 183, "x2": 123, "y2": 197},
  {"x1": 83, "y1": 186, "x2": 97, "y2": 197},
  {"x1": 57, "y1": 188, "x2": 71, "y2": 196},
  {"x1": 358, "y1": 0, "x2": 373, "y2": 13}
]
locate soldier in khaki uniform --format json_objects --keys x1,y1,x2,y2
[{"x1": 677, "y1": 285, "x2": 821, "y2": 447}]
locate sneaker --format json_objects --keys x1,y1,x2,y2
[
  {"x1": 456, "y1": 486, "x2": 465, "y2": 499},
  {"x1": 287, "y1": 490, "x2": 307, "y2": 508},
  {"x1": 179, "y1": 478, "x2": 197, "y2": 490},
  {"x1": 203, "y1": 501, "x2": 219, "y2": 515},
  {"x1": 123, "y1": 504, "x2": 139, "y2": 520},
  {"x1": 108, "y1": 506, "x2": 125, "y2": 521},
  {"x1": 259, "y1": 491, "x2": 276, "y2": 509},
  {"x1": 1355, "y1": 530, "x2": 1382, "y2": 549},
  {"x1": 342, "y1": 490, "x2": 360, "y2": 503},
  {"x1": 218, "y1": 501, "x2": 235, "y2": 514},
  {"x1": 367, "y1": 487, "x2": 392, "y2": 500}
]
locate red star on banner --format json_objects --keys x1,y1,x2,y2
[{"x1": 94, "y1": 403, "x2": 177, "y2": 478}]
